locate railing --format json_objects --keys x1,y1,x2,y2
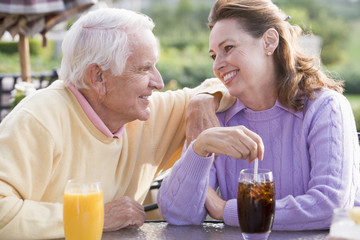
[{"x1": 0, "y1": 70, "x2": 58, "y2": 121}]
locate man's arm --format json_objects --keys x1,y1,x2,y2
[
  {"x1": 185, "y1": 78, "x2": 235, "y2": 144},
  {"x1": 104, "y1": 197, "x2": 146, "y2": 231},
  {"x1": 0, "y1": 112, "x2": 64, "y2": 239},
  {"x1": 185, "y1": 92, "x2": 222, "y2": 145},
  {"x1": 149, "y1": 77, "x2": 235, "y2": 172}
]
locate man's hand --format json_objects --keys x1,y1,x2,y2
[
  {"x1": 193, "y1": 126, "x2": 264, "y2": 162},
  {"x1": 205, "y1": 186, "x2": 226, "y2": 220},
  {"x1": 185, "y1": 93, "x2": 222, "y2": 146},
  {"x1": 103, "y1": 196, "x2": 146, "y2": 232}
]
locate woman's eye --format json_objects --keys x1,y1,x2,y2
[{"x1": 224, "y1": 45, "x2": 233, "y2": 52}]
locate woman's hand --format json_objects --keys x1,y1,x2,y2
[
  {"x1": 193, "y1": 125, "x2": 264, "y2": 162},
  {"x1": 205, "y1": 186, "x2": 226, "y2": 220}
]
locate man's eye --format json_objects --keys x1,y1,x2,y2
[
  {"x1": 142, "y1": 66, "x2": 152, "y2": 71},
  {"x1": 210, "y1": 54, "x2": 216, "y2": 61}
]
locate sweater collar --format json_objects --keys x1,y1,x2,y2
[
  {"x1": 67, "y1": 83, "x2": 124, "y2": 139},
  {"x1": 224, "y1": 98, "x2": 303, "y2": 124}
]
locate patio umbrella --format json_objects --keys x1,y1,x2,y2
[{"x1": 0, "y1": 0, "x2": 97, "y2": 82}]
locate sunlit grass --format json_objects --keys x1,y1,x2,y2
[
  {"x1": 345, "y1": 94, "x2": 360, "y2": 109},
  {"x1": 345, "y1": 21, "x2": 360, "y2": 63},
  {"x1": 0, "y1": 52, "x2": 60, "y2": 74}
]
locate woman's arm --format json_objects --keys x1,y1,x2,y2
[
  {"x1": 158, "y1": 126, "x2": 264, "y2": 225},
  {"x1": 157, "y1": 142, "x2": 213, "y2": 225},
  {"x1": 273, "y1": 92, "x2": 360, "y2": 230}
]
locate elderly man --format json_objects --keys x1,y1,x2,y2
[{"x1": 0, "y1": 7, "x2": 234, "y2": 239}]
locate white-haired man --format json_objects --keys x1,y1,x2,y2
[{"x1": 0, "y1": 7, "x2": 234, "y2": 239}]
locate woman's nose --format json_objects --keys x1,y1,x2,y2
[{"x1": 213, "y1": 55, "x2": 225, "y2": 73}]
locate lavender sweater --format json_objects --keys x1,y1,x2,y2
[{"x1": 158, "y1": 89, "x2": 360, "y2": 230}]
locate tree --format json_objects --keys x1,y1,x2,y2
[{"x1": 274, "y1": 0, "x2": 350, "y2": 65}]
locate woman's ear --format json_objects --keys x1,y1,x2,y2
[
  {"x1": 263, "y1": 28, "x2": 279, "y2": 56},
  {"x1": 85, "y1": 63, "x2": 106, "y2": 96}
]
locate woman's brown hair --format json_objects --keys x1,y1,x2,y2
[{"x1": 208, "y1": 0, "x2": 343, "y2": 111}]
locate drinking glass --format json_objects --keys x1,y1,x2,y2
[
  {"x1": 63, "y1": 179, "x2": 104, "y2": 240},
  {"x1": 237, "y1": 169, "x2": 275, "y2": 240}
]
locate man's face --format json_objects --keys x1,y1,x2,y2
[{"x1": 99, "y1": 29, "x2": 164, "y2": 125}]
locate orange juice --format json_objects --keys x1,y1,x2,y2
[{"x1": 63, "y1": 191, "x2": 104, "y2": 240}]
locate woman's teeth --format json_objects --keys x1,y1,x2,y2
[{"x1": 223, "y1": 71, "x2": 237, "y2": 83}]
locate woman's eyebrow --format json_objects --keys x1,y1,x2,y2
[{"x1": 209, "y1": 39, "x2": 231, "y2": 53}]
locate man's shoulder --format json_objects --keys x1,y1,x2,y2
[{"x1": 8, "y1": 80, "x2": 78, "y2": 123}]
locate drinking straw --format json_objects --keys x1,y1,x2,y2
[{"x1": 254, "y1": 157, "x2": 259, "y2": 181}]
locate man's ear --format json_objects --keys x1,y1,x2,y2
[
  {"x1": 85, "y1": 63, "x2": 106, "y2": 96},
  {"x1": 263, "y1": 28, "x2": 279, "y2": 55}
]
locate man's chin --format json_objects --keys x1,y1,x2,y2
[{"x1": 137, "y1": 108, "x2": 151, "y2": 121}]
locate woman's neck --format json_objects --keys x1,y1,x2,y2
[{"x1": 239, "y1": 87, "x2": 278, "y2": 111}]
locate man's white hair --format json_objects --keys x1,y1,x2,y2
[{"x1": 59, "y1": 8, "x2": 155, "y2": 89}]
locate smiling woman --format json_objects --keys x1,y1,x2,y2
[
  {"x1": 157, "y1": 0, "x2": 360, "y2": 232},
  {"x1": 209, "y1": 18, "x2": 279, "y2": 111}
]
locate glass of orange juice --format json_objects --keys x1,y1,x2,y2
[{"x1": 63, "y1": 179, "x2": 104, "y2": 240}]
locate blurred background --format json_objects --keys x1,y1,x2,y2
[{"x1": 0, "y1": 0, "x2": 359, "y2": 129}]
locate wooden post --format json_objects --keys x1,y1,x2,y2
[{"x1": 18, "y1": 33, "x2": 31, "y2": 82}]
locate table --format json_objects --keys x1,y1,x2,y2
[{"x1": 100, "y1": 221, "x2": 329, "y2": 240}]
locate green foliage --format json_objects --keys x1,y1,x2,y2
[
  {"x1": 353, "y1": 107, "x2": 360, "y2": 132},
  {"x1": 319, "y1": 0, "x2": 360, "y2": 20},
  {"x1": 9, "y1": 81, "x2": 37, "y2": 109},
  {"x1": 10, "y1": 95, "x2": 26, "y2": 110},
  {"x1": 0, "y1": 52, "x2": 18, "y2": 72},
  {"x1": 313, "y1": 11, "x2": 349, "y2": 65},
  {"x1": 346, "y1": 94, "x2": 360, "y2": 110},
  {"x1": 0, "y1": 0, "x2": 359, "y2": 95},
  {"x1": 328, "y1": 20, "x2": 360, "y2": 94},
  {"x1": 0, "y1": 41, "x2": 18, "y2": 54},
  {"x1": 274, "y1": 0, "x2": 360, "y2": 94},
  {"x1": 0, "y1": 38, "x2": 55, "y2": 56},
  {"x1": 345, "y1": 94, "x2": 360, "y2": 132},
  {"x1": 0, "y1": 38, "x2": 60, "y2": 73},
  {"x1": 157, "y1": 45, "x2": 213, "y2": 88},
  {"x1": 150, "y1": 0, "x2": 358, "y2": 88},
  {"x1": 275, "y1": 0, "x2": 349, "y2": 66},
  {"x1": 145, "y1": 0, "x2": 214, "y2": 87},
  {"x1": 341, "y1": 66, "x2": 360, "y2": 95}
]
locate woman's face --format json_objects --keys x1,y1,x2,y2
[{"x1": 209, "y1": 18, "x2": 275, "y2": 101}]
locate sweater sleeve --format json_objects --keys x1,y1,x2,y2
[
  {"x1": 273, "y1": 92, "x2": 360, "y2": 230},
  {"x1": 157, "y1": 141, "x2": 214, "y2": 225},
  {"x1": 194, "y1": 78, "x2": 236, "y2": 113},
  {"x1": 209, "y1": 163, "x2": 240, "y2": 227},
  {"x1": 0, "y1": 111, "x2": 64, "y2": 239}
]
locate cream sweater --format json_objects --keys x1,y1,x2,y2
[{"x1": 0, "y1": 79, "x2": 233, "y2": 239}]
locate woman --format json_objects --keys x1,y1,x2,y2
[{"x1": 157, "y1": 0, "x2": 360, "y2": 231}]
